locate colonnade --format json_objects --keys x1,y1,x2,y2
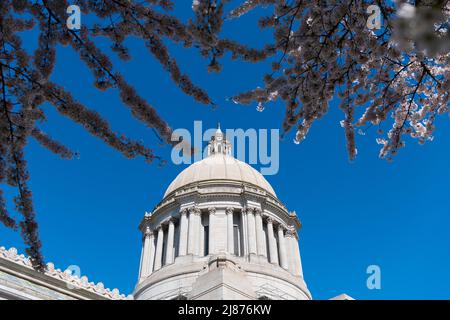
[{"x1": 139, "y1": 206, "x2": 303, "y2": 280}]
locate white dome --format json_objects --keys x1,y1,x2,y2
[
  {"x1": 164, "y1": 153, "x2": 276, "y2": 198},
  {"x1": 137, "y1": 126, "x2": 309, "y2": 301}
]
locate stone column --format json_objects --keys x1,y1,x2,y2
[
  {"x1": 187, "y1": 207, "x2": 197, "y2": 255},
  {"x1": 138, "y1": 246, "x2": 143, "y2": 279},
  {"x1": 289, "y1": 228, "x2": 303, "y2": 277},
  {"x1": 187, "y1": 206, "x2": 201, "y2": 256},
  {"x1": 285, "y1": 229, "x2": 296, "y2": 275},
  {"x1": 178, "y1": 209, "x2": 188, "y2": 256},
  {"x1": 255, "y1": 209, "x2": 266, "y2": 257},
  {"x1": 208, "y1": 207, "x2": 216, "y2": 255},
  {"x1": 165, "y1": 219, "x2": 175, "y2": 265},
  {"x1": 153, "y1": 226, "x2": 164, "y2": 271},
  {"x1": 246, "y1": 208, "x2": 257, "y2": 255},
  {"x1": 194, "y1": 208, "x2": 202, "y2": 256},
  {"x1": 139, "y1": 226, "x2": 155, "y2": 279},
  {"x1": 277, "y1": 225, "x2": 289, "y2": 270},
  {"x1": 267, "y1": 218, "x2": 279, "y2": 265},
  {"x1": 148, "y1": 230, "x2": 156, "y2": 274},
  {"x1": 240, "y1": 208, "x2": 248, "y2": 256},
  {"x1": 226, "y1": 207, "x2": 234, "y2": 254}
]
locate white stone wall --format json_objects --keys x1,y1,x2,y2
[{"x1": 0, "y1": 247, "x2": 130, "y2": 300}]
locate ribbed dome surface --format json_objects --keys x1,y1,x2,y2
[{"x1": 164, "y1": 153, "x2": 276, "y2": 198}]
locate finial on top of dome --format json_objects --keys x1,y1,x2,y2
[
  {"x1": 207, "y1": 124, "x2": 231, "y2": 157},
  {"x1": 216, "y1": 122, "x2": 223, "y2": 136}
]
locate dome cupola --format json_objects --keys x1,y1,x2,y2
[{"x1": 164, "y1": 125, "x2": 276, "y2": 198}]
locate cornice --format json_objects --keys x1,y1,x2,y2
[
  {"x1": 140, "y1": 180, "x2": 302, "y2": 231},
  {"x1": 153, "y1": 184, "x2": 287, "y2": 212}
]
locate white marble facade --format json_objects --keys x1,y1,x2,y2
[{"x1": 134, "y1": 127, "x2": 311, "y2": 300}]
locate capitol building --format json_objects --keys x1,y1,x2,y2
[{"x1": 0, "y1": 127, "x2": 350, "y2": 300}]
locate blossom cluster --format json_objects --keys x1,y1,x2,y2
[{"x1": 230, "y1": 0, "x2": 449, "y2": 161}]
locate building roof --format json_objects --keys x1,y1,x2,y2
[
  {"x1": 164, "y1": 127, "x2": 276, "y2": 198},
  {"x1": 0, "y1": 246, "x2": 132, "y2": 300}
]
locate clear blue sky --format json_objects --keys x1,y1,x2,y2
[{"x1": 1, "y1": 3, "x2": 449, "y2": 299}]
